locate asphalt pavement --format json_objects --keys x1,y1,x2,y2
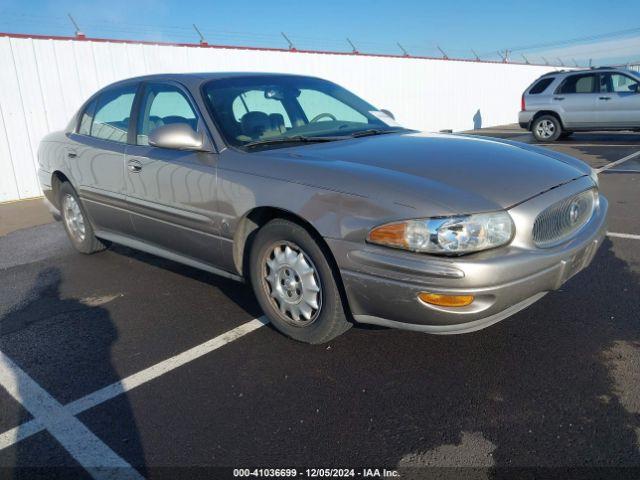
[{"x1": 0, "y1": 127, "x2": 639, "y2": 479}]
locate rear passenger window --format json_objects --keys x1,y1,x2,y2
[
  {"x1": 558, "y1": 74, "x2": 596, "y2": 94},
  {"x1": 529, "y1": 78, "x2": 554, "y2": 94},
  {"x1": 91, "y1": 84, "x2": 137, "y2": 143},
  {"x1": 78, "y1": 99, "x2": 96, "y2": 135}
]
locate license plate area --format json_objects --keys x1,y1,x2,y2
[{"x1": 558, "y1": 240, "x2": 599, "y2": 287}]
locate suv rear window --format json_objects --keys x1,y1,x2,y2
[{"x1": 529, "y1": 78, "x2": 554, "y2": 94}]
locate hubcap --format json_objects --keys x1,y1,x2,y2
[
  {"x1": 62, "y1": 194, "x2": 86, "y2": 242},
  {"x1": 263, "y1": 243, "x2": 322, "y2": 326},
  {"x1": 536, "y1": 119, "x2": 556, "y2": 139}
]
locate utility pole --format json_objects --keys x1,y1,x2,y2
[
  {"x1": 281, "y1": 32, "x2": 296, "y2": 51},
  {"x1": 346, "y1": 38, "x2": 359, "y2": 54},
  {"x1": 67, "y1": 13, "x2": 85, "y2": 39},
  {"x1": 397, "y1": 43, "x2": 410, "y2": 57},
  {"x1": 436, "y1": 45, "x2": 448, "y2": 60},
  {"x1": 193, "y1": 24, "x2": 207, "y2": 45}
]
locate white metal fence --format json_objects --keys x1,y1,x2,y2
[{"x1": 0, "y1": 34, "x2": 557, "y2": 203}]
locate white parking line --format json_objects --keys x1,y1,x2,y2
[
  {"x1": 0, "y1": 350, "x2": 144, "y2": 479},
  {"x1": 0, "y1": 316, "x2": 268, "y2": 469},
  {"x1": 596, "y1": 150, "x2": 640, "y2": 173},
  {"x1": 67, "y1": 316, "x2": 267, "y2": 414},
  {"x1": 607, "y1": 232, "x2": 640, "y2": 240}
]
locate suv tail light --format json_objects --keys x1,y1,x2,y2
[{"x1": 521, "y1": 94, "x2": 526, "y2": 111}]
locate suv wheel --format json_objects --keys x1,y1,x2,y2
[
  {"x1": 532, "y1": 115, "x2": 562, "y2": 142},
  {"x1": 58, "y1": 182, "x2": 108, "y2": 254},
  {"x1": 249, "y1": 219, "x2": 351, "y2": 344}
]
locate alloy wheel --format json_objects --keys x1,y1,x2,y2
[
  {"x1": 535, "y1": 119, "x2": 556, "y2": 139},
  {"x1": 62, "y1": 194, "x2": 86, "y2": 243}
]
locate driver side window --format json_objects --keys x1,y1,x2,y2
[
  {"x1": 604, "y1": 73, "x2": 639, "y2": 93},
  {"x1": 136, "y1": 83, "x2": 198, "y2": 146}
]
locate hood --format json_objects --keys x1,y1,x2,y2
[{"x1": 260, "y1": 132, "x2": 589, "y2": 211}]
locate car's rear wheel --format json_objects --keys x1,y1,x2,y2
[
  {"x1": 532, "y1": 115, "x2": 562, "y2": 142},
  {"x1": 58, "y1": 182, "x2": 107, "y2": 254},
  {"x1": 249, "y1": 219, "x2": 351, "y2": 344}
]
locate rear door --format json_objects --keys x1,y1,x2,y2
[
  {"x1": 553, "y1": 73, "x2": 599, "y2": 128},
  {"x1": 124, "y1": 81, "x2": 222, "y2": 265},
  {"x1": 596, "y1": 72, "x2": 640, "y2": 128},
  {"x1": 66, "y1": 82, "x2": 138, "y2": 235}
]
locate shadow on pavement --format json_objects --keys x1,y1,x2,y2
[{"x1": 0, "y1": 268, "x2": 146, "y2": 478}]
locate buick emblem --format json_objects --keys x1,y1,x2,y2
[{"x1": 569, "y1": 201, "x2": 581, "y2": 224}]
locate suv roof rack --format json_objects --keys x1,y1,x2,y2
[{"x1": 540, "y1": 70, "x2": 565, "y2": 77}]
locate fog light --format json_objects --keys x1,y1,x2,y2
[{"x1": 418, "y1": 292, "x2": 475, "y2": 307}]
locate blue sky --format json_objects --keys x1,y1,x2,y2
[{"x1": 1, "y1": 0, "x2": 640, "y2": 65}]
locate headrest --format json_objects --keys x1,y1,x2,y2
[{"x1": 241, "y1": 111, "x2": 270, "y2": 139}]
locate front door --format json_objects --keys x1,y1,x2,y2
[
  {"x1": 596, "y1": 72, "x2": 640, "y2": 128},
  {"x1": 124, "y1": 81, "x2": 221, "y2": 265}
]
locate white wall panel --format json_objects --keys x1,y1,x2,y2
[
  {"x1": 0, "y1": 37, "x2": 40, "y2": 200},
  {"x1": 0, "y1": 35, "x2": 558, "y2": 203}
]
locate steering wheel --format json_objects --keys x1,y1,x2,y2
[{"x1": 310, "y1": 113, "x2": 337, "y2": 123}]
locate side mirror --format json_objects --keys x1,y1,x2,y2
[
  {"x1": 380, "y1": 109, "x2": 395, "y2": 120},
  {"x1": 148, "y1": 123, "x2": 205, "y2": 151}
]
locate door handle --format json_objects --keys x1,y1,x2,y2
[
  {"x1": 599, "y1": 96, "x2": 611, "y2": 100},
  {"x1": 553, "y1": 97, "x2": 565, "y2": 101},
  {"x1": 127, "y1": 160, "x2": 142, "y2": 173},
  {"x1": 67, "y1": 151, "x2": 77, "y2": 158}
]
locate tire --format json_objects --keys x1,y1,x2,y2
[
  {"x1": 58, "y1": 182, "x2": 108, "y2": 254},
  {"x1": 249, "y1": 219, "x2": 351, "y2": 344},
  {"x1": 532, "y1": 115, "x2": 562, "y2": 142}
]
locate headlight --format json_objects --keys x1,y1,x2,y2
[{"x1": 367, "y1": 211, "x2": 514, "y2": 255}]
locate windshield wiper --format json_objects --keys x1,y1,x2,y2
[
  {"x1": 244, "y1": 136, "x2": 339, "y2": 149},
  {"x1": 350, "y1": 128, "x2": 405, "y2": 138}
]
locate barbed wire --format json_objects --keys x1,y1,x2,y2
[{"x1": 0, "y1": 10, "x2": 638, "y2": 66}]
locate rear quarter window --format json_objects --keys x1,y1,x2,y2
[{"x1": 529, "y1": 77, "x2": 554, "y2": 94}]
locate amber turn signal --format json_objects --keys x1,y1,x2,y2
[
  {"x1": 418, "y1": 292, "x2": 475, "y2": 307},
  {"x1": 367, "y1": 222, "x2": 407, "y2": 248}
]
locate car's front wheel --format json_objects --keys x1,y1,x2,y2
[
  {"x1": 532, "y1": 115, "x2": 562, "y2": 142},
  {"x1": 249, "y1": 219, "x2": 351, "y2": 344},
  {"x1": 58, "y1": 182, "x2": 108, "y2": 254}
]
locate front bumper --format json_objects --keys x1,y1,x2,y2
[{"x1": 330, "y1": 178, "x2": 608, "y2": 334}]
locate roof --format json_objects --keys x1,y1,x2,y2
[{"x1": 107, "y1": 71, "x2": 322, "y2": 88}]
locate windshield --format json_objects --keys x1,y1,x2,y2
[{"x1": 202, "y1": 75, "x2": 405, "y2": 149}]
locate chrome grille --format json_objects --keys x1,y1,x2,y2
[{"x1": 533, "y1": 189, "x2": 597, "y2": 248}]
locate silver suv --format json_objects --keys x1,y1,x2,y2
[{"x1": 519, "y1": 67, "x2": 640, "y2": 141}]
